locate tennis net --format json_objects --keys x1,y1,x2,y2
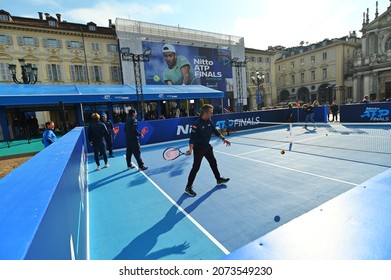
[{"x1": 232, "y1": 122, "x2": 391, "y2": 154}]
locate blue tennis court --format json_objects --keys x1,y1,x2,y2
[{"x1": 87, "y1": 122, "x2": 391, "y2": 260}]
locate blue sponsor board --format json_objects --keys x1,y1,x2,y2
[
  {"x1": 340, "y1": 102, "x2": 391, "y2": 122},
  {"x1": 86, "y1": 109, "x2": 297, "y2": 152}
]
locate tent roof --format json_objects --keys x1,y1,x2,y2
[{"x1": 0, "y1": 84, "x2": 224, "y2": 106}]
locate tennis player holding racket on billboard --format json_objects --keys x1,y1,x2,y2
[{"x1": 184, "y1": 104, "x2": 231, "y2": 197}]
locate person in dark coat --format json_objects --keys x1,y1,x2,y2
[
  {"x1": 124, "y1": 109, "x2": 148, "y2": 171},
  {"x1": 88, "y1": 113, "x2": 110, "y2": 171}
]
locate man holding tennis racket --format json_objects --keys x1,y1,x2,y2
[
  {"x1": 124, "y1": 109, "x2": 148, "y2": 171},
  {"x1": 184, "y1": 104, "x2": 231, "y2": 197}
]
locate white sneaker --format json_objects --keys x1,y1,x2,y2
[
  {"x1": 105, "y1": 163, "x2": 110, "y2": 168},
  {"x1": 96, "y1": 166, "x2": 101, "y2": 171}
]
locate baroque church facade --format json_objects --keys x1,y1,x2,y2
[{"x1": 354, "y1": 1, "x2": 391, "y2": 102}]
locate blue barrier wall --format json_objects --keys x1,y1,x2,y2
[
  {"x1": 0, "y1": 127, "x2": 88, "y2": 260},
  {"x1": 86, "y1": 107, "x2": 328, "y2": 152}
]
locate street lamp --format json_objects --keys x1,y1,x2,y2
[
  {"x1": 251, "y1": 71, "x2": 265, "y2": 110},
  {"x1": 120, "y1": 48, "x2": 152, "y2": 120},
  {"x1": 8, "y1": 58, "x2": 38, "y2": 84},
  {"x1": 230, "y1": 57, "x2": 247, "y2": 112}
]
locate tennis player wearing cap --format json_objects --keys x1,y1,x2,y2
[
  {"x1": 162, "y1": 44, "x2": 194, "y2": 85},
  {"x1": 184, "y1": 104, "x2": 231, "y2": 197}
]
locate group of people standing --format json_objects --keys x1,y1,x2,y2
[
  {"x1": 87, "y1": 110, "x2": 148, "y2": 172},
  {"x1": 88, "y1": 104, "x2": 231, "y2": 198},
  {"x1": 300, "y1": 100, "x2": 339, "y2": 129},
  {"x1": 42, "y1": 104, "x2": 231, "y2": 198}
]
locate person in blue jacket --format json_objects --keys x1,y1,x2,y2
[{"x1": 42, "y1": 121, "x2": 57, "y2": 148}]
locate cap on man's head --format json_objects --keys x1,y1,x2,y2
[
  {"x1": 101, "y1": 113, "x2": 107, "y2": 117},
  {"x1": 162, "y1": 44, "x2": 176, "y2": 54}
]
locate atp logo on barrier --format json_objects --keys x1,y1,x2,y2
[{"x1": 360, "y1": 107, "x2": 390, "y2": 121}]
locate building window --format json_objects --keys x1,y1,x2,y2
[
  {"x1": 291, "y1": 61, "x2": 295, "y2": 68},
  {"x1": 47, "y1": 64, "x2": 62, "y2": 81},
  {"x1": 311, "y1": 70, "x2": 316, "y2": 81},
  {"x1": 110, "y1": 66, "x2": 121, "y2": 82},
  {"x1": 323, "y1": 68, "x2": 327, "y2": 79},
  {"x1": 70, "y1": 65, "x2": 87, "y2": 82},
  {"x1": 300, "y1": 58, "x2": 304, "y2": 65},
  {"x1": 265, "y1": 72, "x2": 270, "y2": 83},
  {"x1": 291, "y1": 74, "x2": 295, "y2": 85},
  {"x1": 88, "y1": 25, "x2": 97, "y2": 31},
  {"x1": 90, "y1": 65, "x2": 103, "y2": 82},
  {"x1": 300, "y1": 73, "x2": 305, "y2": 83},
  {"x1": 43, "y1": 38, "x2": 62, "y2": 48},
  {"x1": 257, "y1": 57, "x2": 263, "y2": 63},
  {"x1": 91, "y1": 42, "x2": 100, "y2": 51},
  {"x1": 0, "y1": 35, "x2": 12, "y2": 44},
  {"x1": 385, "y1": 37, "x2": 391, "y2": 51},
  {"x1": 17, "y1": 36, "x2": 38, "y2": 46},
  {"x1": 48, "y1": 20, "x2": 56, "y2": 27},
  {"x1": 311, "y1": 55, "x2": 315, "y2": 63},
  {"x1": 0, "y1": 63, "x2": 12, "y2": 81},
  {"x1": 322, "y1": 52, "x2": 327, "y2": 60},
  {"x1": 67, "y1": 41, "x2": 83, "y2": 49},
  {"x1": 107, "y1": 44, "x2": 118, "y2": 52},
  {"x1": 0, "y1": 14, "x2": 9, "y2": 21}
]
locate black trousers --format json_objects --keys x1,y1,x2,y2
[
  {"x1": 104, "y1": 134, "x2": 113, "y2": 155},
  {"x1": 186, "y1": 144, "x2": 221, "y2": 188},
  {"x1": 126, "y1": 141, "x2": 144, "y2": 168},
  {"x1": 93, "y1": 141, "x2": 107, "y2": 166}
]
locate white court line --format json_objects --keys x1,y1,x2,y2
[
  {"x1": 216, "y1": 148, "x2": 359, "y2": 187},
  {"x1": 235, "y1": 134, "x2": 325, "y2": 157},
  {"x1": 140, "y1": 171, "x2": 230, "y2": 256}
]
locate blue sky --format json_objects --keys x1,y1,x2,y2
[{"x1": 3, "y1": 0, "x2": 389, "y2": 49}]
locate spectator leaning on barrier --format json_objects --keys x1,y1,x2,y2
[
  {"x1": 42, "y1": 121, "x2": 57, "y2": 148},
  {"x1": 362, "y1": 95, "x2": 370, "y2": 103}
]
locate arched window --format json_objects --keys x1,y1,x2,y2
[{"x1": 385, "y1": 37, "x2": 391, "y2": 51}]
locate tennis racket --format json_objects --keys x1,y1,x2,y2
[
  {"x1": 141, "y1": 126, "x2": 149, "y2": 136},
  {"x1": 162, "y1": 147, "x2": 187, "y2": 161},
  {"x1": 113, "y1": 126, "x2": 120, "y2": 140}
]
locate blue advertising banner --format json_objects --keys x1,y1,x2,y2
[
  {"x1": 85, "y1": 107, "x2": 330, "y2": 153},
  {"x1": 141, "y1": 42, "x2": 233, "y2": 94},
  {"x1": 340, "y1": 102, "x2": 391, "y2": 122},
  {"x1": 86, "y1": 109, "x2": 297, "y2": 152}
]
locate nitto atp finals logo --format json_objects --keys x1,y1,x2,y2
[{"x1": 360, "y1": 107, "x2": 390, "y2": 121}]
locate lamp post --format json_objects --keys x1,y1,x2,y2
[
  {"x1": 8, "y1": 58, "x2": 38, "y2": 84},
  {"x1": 120, "y1": 48, "x2": 152, "y2": 120},
  {"x1": 230, "y1": 57, "x2": 247, "y2": 112},
  {"x1": 251, "y1": 71, "x2": 265, "y2": 110}
]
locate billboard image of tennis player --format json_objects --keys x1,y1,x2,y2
[{"x1": 142, "y1": 41, "x2": 233, "y2": 92}]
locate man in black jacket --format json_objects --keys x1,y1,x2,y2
[
  {"x1": 101, "y1": 113, "x2": 114, "y2": 157},
  {"x1": 124, "y1": 109, "x2": 148, "y2": 171},
  {"x1": 184, "y1": 104, "x2": 231, "y2": 197},
  {"x1": 88, "y1": 113, "x2": 110, "y2": 171}
]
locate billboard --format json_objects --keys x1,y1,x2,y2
[{"x1": 142, "y1": 42, "x2": 233, "y2": 94}]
